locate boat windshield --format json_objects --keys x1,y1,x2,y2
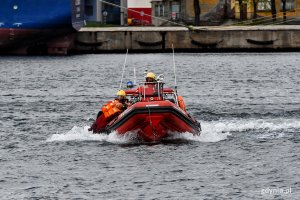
[{"x1": 125, "y1": 82, "x2": 177, "y2": 105}]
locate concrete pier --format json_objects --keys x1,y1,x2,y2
[{"x1": 72, "y1": 26, "x2": 300, "y2": 53}]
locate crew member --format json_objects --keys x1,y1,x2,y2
[
  {"x1": 136, "y1": 72, "x2": 160, "y2": 101},
  {"x1": 126, "y1": 81, "x2": 134, "y2": 89},
  {"x1": 89, "y1": 90, "x2": 130, "y2": 133},
  {"x1": 145, "y1": 72, "x2": 156, "y2": 83},
  {"x1": 115, "y1": 90, "x2": 131, "y2": 111}
]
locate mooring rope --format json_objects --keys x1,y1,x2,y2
[{"x1": 147, "y1": 105, "x2": 157, "y2": 141}]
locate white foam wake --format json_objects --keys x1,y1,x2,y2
[
  {"x1": 167, "y1": 117, "x2": 300, "y2": 142},
  {"x1": 47, "y1": 125, "x2": 229, "y2": 144},
  {"x1": 167, "y1": 123, "x2": 231, "y2": 143},
  {"x1": 166, "y1": 131, "x2": 231, "y2": 143},
  {"x1": 46, "y1": 126, "x2": 138, "y2": 144},
  {"x1": 204, "y1": 118, "x2": 300, "y2": 133},
  {"x1": 46, "y1": 118, "x2": 299, "y2": 144}
]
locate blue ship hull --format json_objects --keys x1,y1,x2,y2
[{"x1": 0, "y1": 0, "x2": 85, "y2": 54}]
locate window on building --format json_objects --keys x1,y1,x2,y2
[
  {"x1": 171, "y1": 4, "x2": 179, "y2": 13},
  {"x1": 281, "y1": 0, "x2": 295, "y2": 11},
  {"x1": 85, "y1": 5, "x2": 93, "y2": 16},
  {"x1": 86, "y1": 0, "x2": 93, "y2": 5},
  {"x1": 257, "y1": 0, "x2": 271, "y2": 11},
  {"x1": 171, "y1": 2, "x2": 180, "y2": 19},
  {"x1": 155, "y1": 5, "x2": 159, "y2": 16},
  {"x1": 160, "y1": 5, "x2": 164, "y2": 17},
  {"x1": 155, "y1": 4, "x2": 164, "y2": 17},
  {"x1": 75, "y1": 0, "x2": 81, "y2": 6}
]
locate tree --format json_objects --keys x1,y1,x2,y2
[
  {"x1": 194, "y1": 0, "x2": 201, "y2": 26},
  {"x1": 238, "y1": 0, "x2": 244, "y2": 20},
  {"x1": 271, "y1": 0, "x2": 276, "y2": 22},
  {"x1": 253, "y1": 0, "x2": 258, "y2": 19},
  {"x1": 224, "y1": 0, "x2": 228, "y2": 19},
  {"x1": 282, "y1": 0, "x2": 287, "y2": 21}
]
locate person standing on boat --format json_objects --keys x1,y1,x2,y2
[
  {"x1": 136, "y1": 72, "x2": 161, "y2": 101},
  {"x1": 145, "y1": 72, "x2": 157, "y2": 84}
]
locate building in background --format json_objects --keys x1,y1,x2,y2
[
  {"x1": 85, "y1": 0, "x2": 102, "y2": 22},
  {"x1": 234, "y1": 0, "x2": 300, "y2": 23},
  {"x1": 84, "y1": 0, "x2": 127, "y2": 25},
  {"x1": 151, "y1": 0, "x2": 181, "y2": 26},
  {"x1": 84, "y1": 0, "x2": 300, "y2": 26},
  {"x1": 151, "y1": 0, "x2": 234, "y2": 26},
  {"x1": 128, "y1": 0, "x2": 152, "y2": 25}
]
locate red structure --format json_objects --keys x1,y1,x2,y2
[{"x1": 127, "y1": 0, "x2": 152, "y2": 26}]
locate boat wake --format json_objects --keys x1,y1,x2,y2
[
  {"x1": 46, "y1": 117, "x2": 299, "y2": 144},
  {"x1": 46, "y1": 123, "x2": 230, "y2": 144},
  {"x1": 165, "y1": 117, "x2": 299, "y2": 142},
  {"x1": 46, "y1": 126, "x2": 139, "y2": 144},
  {"x1": 200, "y1": 117, "x2": 300, "y2": 141}
]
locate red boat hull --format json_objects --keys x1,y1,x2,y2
[{"x1": 104, "y1": 101, "x2": 201, "y2": 142}]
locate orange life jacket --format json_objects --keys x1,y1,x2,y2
[
  {"x1": 102, "y1": 100, "x2": 121, "y2": 119},
  {"x1": 177, "y1": 96, "x2": 186, "y2": 111}
]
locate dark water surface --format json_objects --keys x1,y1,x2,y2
[{"x1": 0, "y1": 53, "x2": 299, "y2": 199}]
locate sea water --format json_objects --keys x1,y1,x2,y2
[{"x1": 0, "y1": 53, "x2": 299, "y2": 199}]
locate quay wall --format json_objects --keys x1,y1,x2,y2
[{"x1": 72, "y1": 26, "x2": 300, "y2": 52}]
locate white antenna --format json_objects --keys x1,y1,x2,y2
[
  {"x1": 133, "y1": 67, "x2": 136, "y2": 85},
  {"x1": 172, "y1": 44, "x2": 178, "y2": 93},
  {"x1": 119, "y1": 49, "x2": 128, "y2": 89}
]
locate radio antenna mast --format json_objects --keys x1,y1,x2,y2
[
  {"x1": 119, "y1": 49, "x2": 128, "y2": 89},
  {"x1": 172, "y1": 44, "x2": 178, "y2": 94}
]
